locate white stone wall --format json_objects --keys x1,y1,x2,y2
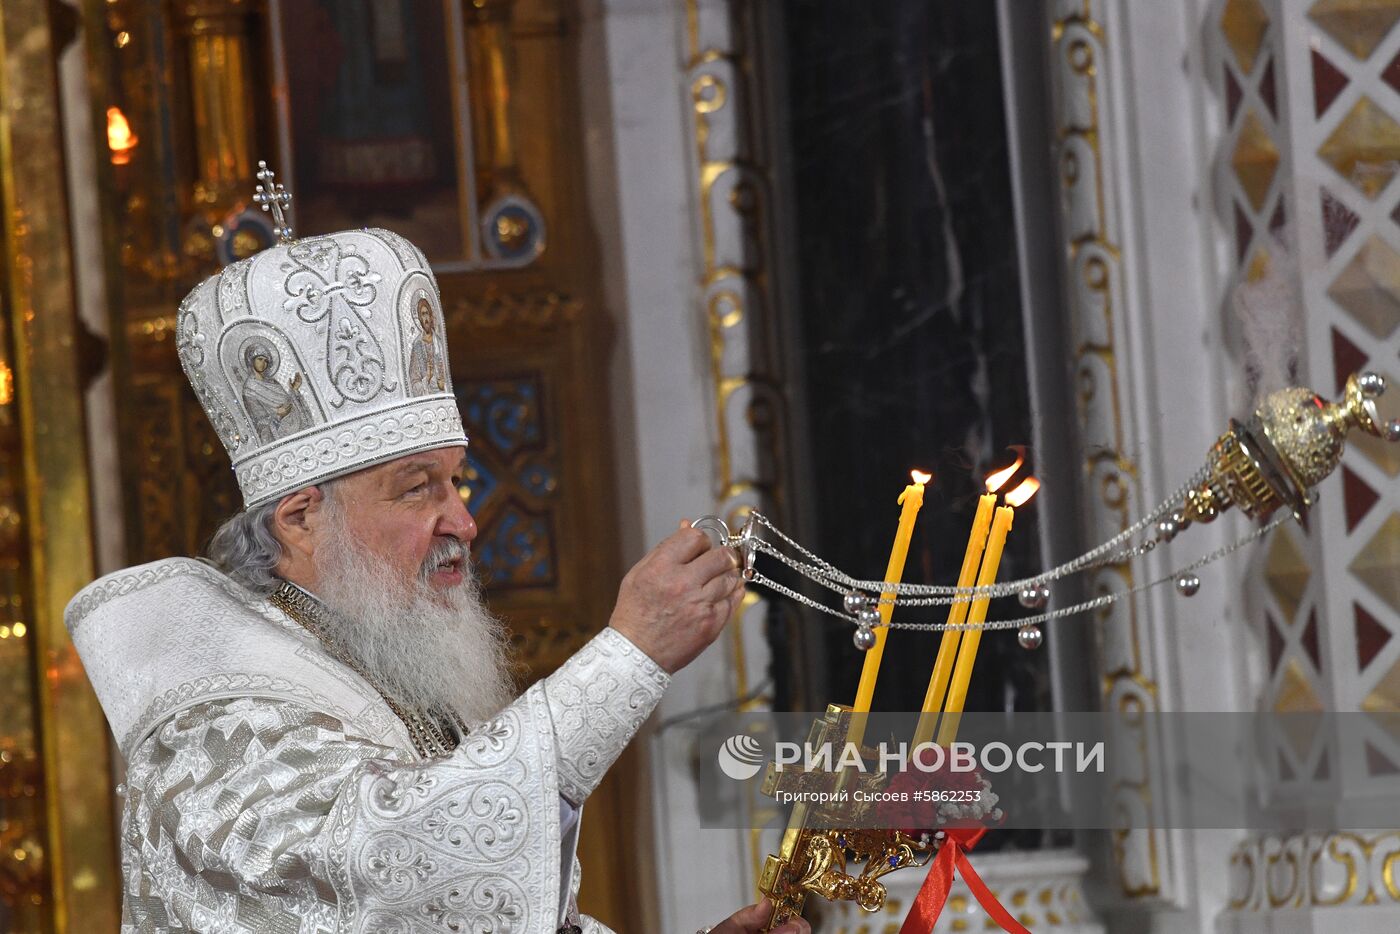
[{"x1": 578, "y1": 0, "x2": 773, "y2": 929}]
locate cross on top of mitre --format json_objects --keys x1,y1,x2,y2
[{"x1": 253, "y1": 160, "x2": 293, "y2": 243}]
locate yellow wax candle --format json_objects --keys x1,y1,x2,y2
[
  {"x1": 935, "y1": 503, "x2": 1015, "y2": 747},
  {"x1": 911, "y1": 492, "x2": 996, "y2": 749},
  {"x1": 849, "y1": 470, "x2": 929, "y2": 746}
]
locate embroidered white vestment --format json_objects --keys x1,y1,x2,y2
[{"x1": 66, "y1": 558, "x2": 669, "y2": 933}]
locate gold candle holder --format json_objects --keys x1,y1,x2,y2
[{"x1": 757, "y1": 705, "x2": 936, "y2": 929}]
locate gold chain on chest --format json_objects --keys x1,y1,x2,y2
[{"x1": 269, "y1": 580, "x2": 465, "y2": 758}]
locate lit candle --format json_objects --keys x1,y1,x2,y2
[
  {"x1": 911, "y1": 494, "x2": 994, "y2": 749},
  {"x1": 936, "y1": 477, "x2": 1039, "y2": 746},
  {"x1": 849, "y1": 470, "x2": 930, "y2": 747},
  {"x1": 912, "y1": 455, "x2": 1022, "y2": 749}
]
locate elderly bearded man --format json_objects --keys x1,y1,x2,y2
[{"x1": 65, "y1": 202, "x2": 809, "y2": 934}]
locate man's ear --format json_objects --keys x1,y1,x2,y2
[{"x1": 272, "y1": 486, "x2": 326, "y2": 563}]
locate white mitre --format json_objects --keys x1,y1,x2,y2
[{"x1": 174, "y1": 187, "x2": 465, "y2": 506}]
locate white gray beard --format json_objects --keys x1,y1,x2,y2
[{"x1": 310, "y1": 510, "x2": 516, "y2": 724}]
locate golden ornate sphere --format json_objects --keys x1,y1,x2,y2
[
  {"x1": 1184, "y1": 373, "x2": 1396, "y2": 527},
  {"x1": 1256, "y1": 386, "x2": 1345, "y2": 489}
]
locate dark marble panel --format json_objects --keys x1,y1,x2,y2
[{"x1": 774, "y1": 1, "x2": 1050, "y2": 724}]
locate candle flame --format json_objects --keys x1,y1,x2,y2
[
  {"x1": 1005, "y1": 477, "x2": 1041, "y2": 508},
  {"x1": 107, "y1": 107, "x2": 138, "y2": 165},
  {"x1": 910, "y1": 469, "x2": 933, "y2": 485},
  {"x1": 984, "y1": 453, "x2": 1024, "y2": 493}
]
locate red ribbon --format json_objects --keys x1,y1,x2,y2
[{"x1": 897, "y1": 828, "x2": 1031, "y2": 934}]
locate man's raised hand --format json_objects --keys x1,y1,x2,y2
[{"x1": 607, "y1": 519, "x2": 745, "y2": 674}]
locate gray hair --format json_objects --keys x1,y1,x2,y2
[
  {"x1": 205, "y1": 481, "x2": 341, "y2": 594},
  {"x1": 205, "y1": 499, "x2": 284, "y2": 595}
]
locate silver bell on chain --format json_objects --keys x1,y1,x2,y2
[
  {"x1": 1018, "y1": 584, "x2": 1050, "y2": 609},
  {"x1": 1176, "y1": 573, "x2": 1201, "y2": 596},
  {"x1": 1017, "y1": 624, "x2": 1043, "y2": 650},
  {"x1": 843, "y1": 589, "x2": 870, "y2": 615},
  {"x1": 853, "y1": 605, "x2": 881, "y2": 651},
  {"x1": 853, "y1": 624, "x2": 877, "y2": 651}
]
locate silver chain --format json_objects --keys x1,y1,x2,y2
[
  {"x1": 742, "y1": 465, "x2": 1211, "y2": 606},
  {"x1": 744, "y1": 513, "x2": 1285, "y2": 633},
  {"x1": 728, "y1": 468, "x2": 1284, "y2": 634}
]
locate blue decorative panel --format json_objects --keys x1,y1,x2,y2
[
  {"x1": 462, "y1": 449, "x2": 499, "y2": 514},
  {"x1": 455, "y1": 375, "x2": 560, "y2": 590},
  {"x1": 458, "y1": 379, "x2": 542, "y2": 457},
  {"x1": 473, "y1": 502, "x2": 556, "y2": 587},
  {"x1": 520, "y1": 463, "x2": 558, "y2": 497}
]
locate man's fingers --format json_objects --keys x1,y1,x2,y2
[
  {"x1": 715, "y1": 582, "x2": 746, "y2": 629},
  {"x1": 728, "y1": 577, "x2": 747, "y2": 612},
  {"x1": 699, "y1": 569, "x2": 742, "y2": 604},
  {"x1": 715, "y1": 898, "x2": 773, "y2": 933},
  {"x1": 665, "y1": 535, "x2": 738, "y2": 596},
  {"x1": 699, "y1": 581, "x2": 746, "y2": 638},
  {"x1": 657, "y1": 524, "x2": 711, "y2": 563},
  {"x1": 691, "y1": 542, "x2": 739, "y2": 581}
]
